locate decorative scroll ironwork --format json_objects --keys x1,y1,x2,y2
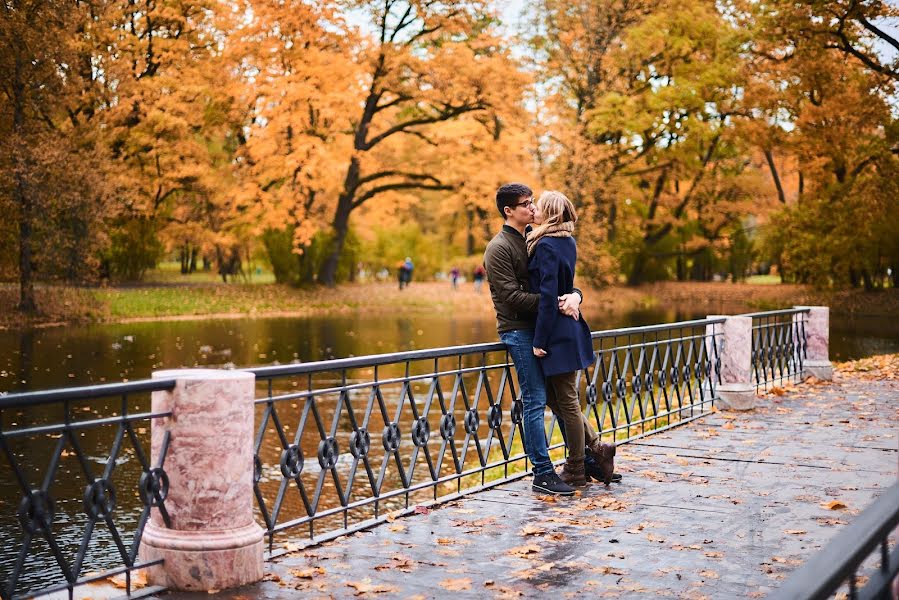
[
  {"x1": 768, "y1": 481, "x2": 899, "y2": 600},
  {"x1": 247, "y1": 318, "x2": 725, "y2": 553},
  {"x1": 744, "y1": 309, "x2": 809, "y2": 391},
  {"x1": 0, "y1": 381, "x2": 175, "y2": 600}
]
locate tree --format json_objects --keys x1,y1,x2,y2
[
  {"x1": 0, "y1": 0, "x2": 108, "y2": 311},
  {"x1": 314, "y1": 0, "x2": 528, "y2": 285},
  {"x1": 86, "y1": 0, "x2": 240, "y2": 280},
  {"x1": 533, "y1": 0, "x2": 764, "y2": 284}
]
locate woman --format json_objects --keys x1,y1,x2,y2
[{"x1": 527, "y1": 190, "x2": 597, "y2": 487}]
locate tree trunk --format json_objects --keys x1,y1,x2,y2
[
  {"x1": 764, "y1": 149, "x2": 786, "y2": 204},
  {"x1": 607, "y1": 201, "x2": 617, "y2": 243},
  {"x1": 318, "y1": 157, "x2": 359, "y2": 286},
  {"x1": 466, "y1": 209, "x2": 475, "y2": 256},
  {"x1": 861, "y1": 269, "x2": 874, "y2": 291},
  {"x1": 628, "y1": 252, "x2": 647, "y2": 286},
  {"x1": 189, "y1": 247, "x2": 198, "y2": 273},
  {"x1": 13, "y1": 53, "x2": 35, "y2": 313},
  {"x1": 16, "y1": 178, "x2": 35, "y2": 312}
]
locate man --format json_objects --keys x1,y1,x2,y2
[{"x1": 484, "y1": 183, "x2": 617, "y2": 495}]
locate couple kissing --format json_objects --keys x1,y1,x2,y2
[{"x1": 483, "y1": 183, "x2": 620, "y2": 496}]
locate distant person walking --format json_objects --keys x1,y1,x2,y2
[
  {"x1": 397, "y1": 262, "x2": 407, "y2": 289},
  {"x1": 472, "y1": 264, "x2": 486, "y2": 293},
  {"x1": 450, "y1": 266, "x2": 460, "y2": 289},
  {"x1": 402, "y1": 257, "x2": 414, "y2": 288}
]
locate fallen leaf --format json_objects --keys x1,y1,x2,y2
[
  {"x1": 722, "y1": 422, "x2": 735, "y2": 430},
  {"x1": 388, "y1": 523, "x2": 406, "y2": 532},
  {"x1": 821, "y1": 500, "x2": 848, "y2": 511},
  {"x1": 345, "y1": 579, "x2": 397, "y2": 595},
  {"x1": 508, "y1": 544, "x2": 541, "y2": 558},
  {"x1": 520, "y1": 525, "x2": 546, "y2": 536},
  {"x1": 289, "y1": 567, "x2": 325, "y2": 579},
  {"x1": 414, "y1": 505, "x2": 430, "y2": 515},
  {"x1": 784, "y1": 529, "x2": 807, "y2": 535},
  {"x1": 439, "y1": 578, "x2": 472, "y2": 591}
]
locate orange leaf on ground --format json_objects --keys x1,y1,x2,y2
[
  {"x1": 439, "y1": 578, "x2": 472, "y2": 591},
  {"x1": 289, "y1": 567, "x2": 325, "y2": 579},
  {"x1": 508, "y1": 544, "x2": 541, "y2": 557},
  {"x1": 822, "y1": 500, "x2": 848, "y2": 510},
  {"x1": 345, "y1": 579, "x2": 397, "y2": 595}
]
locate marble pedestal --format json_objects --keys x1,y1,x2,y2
[{"x1": 141, "y1": 369, "x2": 264, "y2": 591}]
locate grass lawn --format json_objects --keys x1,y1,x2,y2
[
  {"x1": 3, "y1": 278, "x2": 897, "y2": 330},
  {"x1": 744, "y1": 274, "x2": 783, "y2": 285}
]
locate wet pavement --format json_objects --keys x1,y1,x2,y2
[{"x1": 160, "y1": 368, "x2": 898, "y2": 599}]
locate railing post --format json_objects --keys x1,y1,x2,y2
[
  {"x1": 707, "y1": 315, "x2": 756, "y2": 410},
  {"x1": 140, "y1": 369, "x2": 264, "y2": 591},
  {"x1": 793, "y1": 306, "x2": 833, "y2": 381}
]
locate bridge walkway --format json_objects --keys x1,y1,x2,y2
[{"x1": 163, "y1": 367, "x2": 897, "y2": 599}]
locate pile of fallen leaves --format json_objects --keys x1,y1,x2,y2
[{"x1": 835, "y1": 353, "x2": 899, "y2": 380}]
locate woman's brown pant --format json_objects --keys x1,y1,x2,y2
[{"x1": 545, "y1": 371, "x2": 596, "y2": 462}]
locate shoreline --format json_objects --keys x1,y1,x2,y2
[{"x1": 1, "y1": 281, "x2": 897, "y2": 332}]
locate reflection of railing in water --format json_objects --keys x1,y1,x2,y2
[
  {"x1": 0, "y1": 381, "x2": 174, "y2": 600},
  {"x1": 247, "y1": 318, "x2": 727, "y2": 553}
]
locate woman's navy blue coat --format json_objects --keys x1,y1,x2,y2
[{"x1": 528, "y1": 236, "x2": 595, "y2": 377}]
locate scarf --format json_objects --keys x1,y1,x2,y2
[{"x1": 526, "y1": 221, "x2": 575, "y2": 257}]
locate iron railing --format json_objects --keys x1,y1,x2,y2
[
  {"x1": 743, "y1": 308, "x2": 809, "y2": 391},
  {"x1": 0, "y1": 381, "x2": 175, "y2": 600},
  {"x1": 0, "y1": 313, "x2": 757, "y2": 595},
  {"x1": 769, "y1": 480, "x2": 899, "y2": 600},
  {"x1": 247, "y1": 318, "x2": 725, "y2": 553}
]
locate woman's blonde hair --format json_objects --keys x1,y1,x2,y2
[{"x1": 532, "y1": 190, "x2": 577, "y2": 237}]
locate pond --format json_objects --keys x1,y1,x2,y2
[
  {"x1": 3, "y1": 307, "x2": 895, "y2": 393},
  {"x1": 1, "y1": 307, "x2": 898, "y2": 596}
]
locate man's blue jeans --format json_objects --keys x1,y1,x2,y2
[{"x1": 500, "y1": 329, "x2": 553, "y2": 476}]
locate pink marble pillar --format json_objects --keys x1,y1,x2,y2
[
  {"x1": 706, "y1": 315, "x2": 756, "y2": 410},
  {"x1": 793, "y1": 306, "x2": 833, "y2": 380},
  {"x1": 140, "y1": 369, "x2": 264, "y2": 591}
]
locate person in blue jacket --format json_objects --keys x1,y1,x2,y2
[{"x1": 527, "y1": 190, "x2": 597, "y2": 487}]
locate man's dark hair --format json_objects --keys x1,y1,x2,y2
[{"x1": 495, "y1": 183, "x2": 533, "y2": 218}]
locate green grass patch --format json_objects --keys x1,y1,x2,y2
[{"x1": 745, "y1": 274, "x2": 783, "y2": 285}]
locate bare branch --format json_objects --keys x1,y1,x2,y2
[
  {"x1": 357, "y1": 170, "x2": 442, "y2": 186},
  {"x1": 352, "y1": 181, "x2": 453, "y2": 209},
  {"x1": 362, "y1": 101, "x2": 487, "y2": 150}
]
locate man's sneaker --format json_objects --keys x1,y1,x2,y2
[{"x1": 532, "y1": 470, "x2": 576, "y2": 496}]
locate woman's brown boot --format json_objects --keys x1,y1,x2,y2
[
  {"x1": 559, "y1": 457, "x2": 587, "y2": 488},
  {"x1": 586, "y1": 440, "x2": 617, "y2": 485}
]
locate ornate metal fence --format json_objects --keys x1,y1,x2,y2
[
  {"x1": 768, "y1": 480, "x2": 899, "y2": 600},
  {"x1": 0, "y1": 315, "x2": 732, "y2": 596},
  {"x1": 0, "y1": 381, "x2": 174, "y2": 600},
  {"x1": 248, "y1": 318, "x2": 725, "y2": 553},
  {"x1": 743, "y1": 308, "x2": 809, "y2": 391}
]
